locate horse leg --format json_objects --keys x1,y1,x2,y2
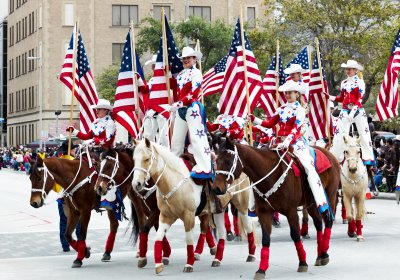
[
  {"x1": 341, "y1": 196, "x2": 347, "y2": 224},
  {"x1": 183, "y1": 216, "x2": 196, "y2": 273},
  {"x1": 194, "y1": 214, "x2": 208, "y2": 260},
  {"x1": 354, "y1": 192, "x2": 365, "y2": 242},
  {"x1": 224, "y1": 207, "x2": 234, "y2": 241},
  {"x1": 231, "y1": 205, "x2": 240, "y2": 239},
  {"x1": 343, "y1": 191, "x2": 356, "y2": 237},
  {"x1": 287, "y1": 210, "x2": 308, "y2": 272},
  {"x1": 101, "y1": 210, "x2": 118, "y2": 262},
  {"x1": 320, "y1": 201, "x2": 334, "y2": 266},
  {"x1": 300, "y1": 209, "x2": 310, "y2": 239},
  {"x1": 64, "y1": 208, "x2": 80, "y2": 253},
  {"x1": 71, "y1": 207, "x2": 92, "y2": 268},
  {"x1": 206, "y1": 225, "x2": 216, "y2": 254},
  {"x1": 307, "y1": 206, "x2": 324, "y2": 266},
  {"x1": 238, "y1": 211, "x2": 256, "y2": 262},
  {"x1": 211, "y1": 212, "x2": 226, "y2": 267},
  {"x1": 154, "y1": 214, "x2": 173, "y2": 274},
  {"x1": 254, "y1": 210, "x2": 272, "y2": 280}
]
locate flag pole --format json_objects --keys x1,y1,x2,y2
[
  {"x1": 196, "y1": 39, "x2": 205, "y2": 106},
  {"x1": 161, "y1": 9, "x2": 173, "y2": 138},
  {"x1": 68, "y1": 21, "x2": 79, "y2": 157},
  {"x1": 240, "y1": 8, "x2": 253, "y2": 146},
  {"x1": 275, "y1": 39, "x2": 280, "y2": 136},
  {"x1": 315, "y1": 37, "x2": 331, "y2": 145},
  {"x1": 130, "y1": 21, "x2": 141, "y2": 130}
]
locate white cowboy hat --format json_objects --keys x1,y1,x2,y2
[
  {"x1": 283, "y1": 64, "x2": 306, "y2": 75},
  {"x1": 278, "y1": 80, "x2": 307, "y2": 95},
  {"x1": 179, "y1": 46, "x2": 202, "y2": 60},
  {"x1": 145, "y1": 54, "x2": 157, "y2": 66},
  {"x1": 341, "y1": 59, "x2": 364, "y2": 71},
  {"x1": 91, "y1": 99, "x2": 113, "y2": 111}
]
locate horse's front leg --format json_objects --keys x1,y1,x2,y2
[
  {"x1": 154, "y1": 213, "x2": 174, "y2": 274},
  {"x1": 71, "y1": 206, "x2": 92, "y2": 268},
  {"x1": 306, "y1": 206, "x2": 324, "y2": 266},
  {"x1": 254, "y1": 209, "x2": 272, "y2": 280},
  {"x1": 238, "y1": 211, "x2": 256, "y2": 262},
  {"x1": 287, "y1": 210, "x2": 308, "y2": 272},
  {"x1": 342, "y1": 190, "x2": 356, "y2": 237},
  {"x1": 101, "y1": 210, "x2": 119, "y2": 262},
  {"x1": 211, "y1": 212, "x2": 226, "y2": 267},
  {"x1": 354, "y1": 191, "x2": 365, "y2": 242},
  {"x1": 195, "y1": 213, "x2": 216, "y2": 260}
]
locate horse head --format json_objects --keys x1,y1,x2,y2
[
  {"x1": 343, "y1": 135, "x2": 362, "y2": 174},
  {"x1": 28, "y1": 156, "x2": 55, "y2": 208},
  {"x1": 213, "y1": 137, "x2": 243, "y2": 195},
  {"x1": 209, "y1": 130, "x2": 227, "y2": 154},
  {"x1": 132, "y1": 138, "x2": 158, "y2": 192},
  {"x1": 95, "y1": 147, "x2": 120, "y2": 196}
]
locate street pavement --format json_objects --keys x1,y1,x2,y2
[{"x1": 1, "y1": 168, "x2": 400, "y2": 279}]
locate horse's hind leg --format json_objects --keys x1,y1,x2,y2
[
  {"x1": 211, "y1": 212, "x2": 226, "y2": 267},
  {"x1": 354, "y1": 192, "x2": 365, "y2": 242},
  {"x1": 254, "y1": 209, "x2": 272, "y2": 280},
  {"x1": 238, "y1": 211, "x2": 256, "y2": 262},
  {"x1": 307, "y1": 206, "x2": 324, "y2": 266},
  {"x1": 101, "y1": 210, "x2": 119, "y2": 262},
  {"x1": 71, "y1": 207, "x2": 92, "y2": 268},
  {"x1": 287, "y1": 210, "x2": 308, "y2": 272},
  {"x1": 300, "y1": 209, "x2": 310, "y2": 239},
  {"x1": 195, "y1": 214, "x2": 215, "y2": 260}
]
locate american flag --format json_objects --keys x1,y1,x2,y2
[
  {"x1": 150, "y1": 15, "x2": 183, "y2": 117},
  {"x1": 285, "y1": 46, "x2": 310, "y2": 83},
  {"x1": 260, "y1": 53, "x2": 286, "y2": 116},
  {"x1": 376, "y1": 29, "x2": 400, "y2": 121},
  {"x1": 113, "y1": 31, "x2": 146, "y2": 138},
  {"x1": 218, "y1": 18, "x2": 263, "y2": 117},
  {"x1": 308, "y1": 52, "x2": 330, "y2": 140},
  {"x1": 202, "y1": 55, "x2": 228, "y2": 97},
  {"x1": 60, "y1": 29, "x2": 98, "y2": 133}
]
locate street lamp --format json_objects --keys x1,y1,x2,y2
[{"x1": 28, "y1": 55, "x2": 43, "y2": 150}]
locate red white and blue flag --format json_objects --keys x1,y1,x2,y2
[
  {"x1": 113, "y1": 31, "x2": 146, "y2": 138},
  {"x1": 376, "y1": 29, "x2": 400, "y2": 121},
  {"x1": 202, "y1": 55, "x2": 228, "y2": 97},
  {"x1": 218, "y1": 18, "x2": 263, "y2": 117},
  {"x1": 60, "y1": 28, "x2": 98, "y2": 133},
  {"x1": 285, "y1": 46, "x2": 310, "y2": 84}
]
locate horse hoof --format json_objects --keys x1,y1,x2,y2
[
  {"x1": 85, "y1": 247, "x2": 91, "y2": 259},
  {"x1": 314, "y1": 257, "x2": 322, "y2": 266},
  {"x1": 234, "y1": 235, "x2": 242, "y2": 242},
  {"x1": 155, "y1": 264, "x2": 164, "y2": 274},
  {"x1": 71, "y1": 259, "x2": 82, "y2": 268},
  {"x1": 162, "y1": 257, "x2": 170, "y2": 265},
  {"x1": 101, "y1": 252, "x2": 111, "y2": 262},
  {"x1": 246, "y1": 255, "x2": 256, "y2": 262},
  {"x1": 135, "y1": 251, "x2": 140, "y2": 258},
  {"x1": 226, "y1": 231, "x2": 235, "y2": 241},
  {"x1": 357, "y1": 235, "x2": 364, "y2": 242},
  {"x1": 254, "y1": 269, "x2": 266, "y2": 280},
  {"x1": 183, "y1": 265, "x2": 194, "y2": 273},
  {"x1": 320, "y1": 252, "x2": 329, "y2": 266},
  {"x1": 348, "y1": 232, "x2": 356, "y2": 238},
  {"x1": 194, "y1": 253, "x2": 201, "y2": 261},
  {"x1": 297, "y1": 261, "x2": 308, "y2": 272},
  {"x1": 211, "y1": 260, "x2": 221, "y2": 267},
  {"x1": 342, "y1": 220, "x2": 348, "y2": 224},
  {"x1": 301, "y1": 234, "x2": 310, "y2": 239},
  {"x1": 210, "y1": 246, "x2": 217, "y2": 255},
  {"x1": 137, "y1": 257, "x2": 147, "y2": 268}
]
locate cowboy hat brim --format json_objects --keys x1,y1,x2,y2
[
  {"x1": 179, "y1": 51, "x2": 203, "y2": 60},
  {"x1": 341, "y1": 62, "x2": 364, "y2": 71}
]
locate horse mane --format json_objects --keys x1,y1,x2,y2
[{"x1": 28, "y1": 160, "x2": 39, "y2": 175}]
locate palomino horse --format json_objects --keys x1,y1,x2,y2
[
  {"x1": 95, "y1": 147, "x2": 216, "y2": 267},
  {"x1": 28, "y1": 155, "x2": 136, "y2": 268},
  {"x1": 132, "y1": 138, "x2": 227, "y2": 274},
  {"x1": 213, "y1": 138, "x2": 340, "y2": 280},
  {"x1": 341, "y1": 136, "x2": 368, "y2": 241}
]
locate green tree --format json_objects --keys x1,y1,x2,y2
[{"x1": 96, "y1": 63, "x2": 120, "y2": 102}]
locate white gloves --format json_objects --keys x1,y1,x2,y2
[
  {"x1": 348, "y1": 107, "x2": 358, "y2": 123},
  {"x1": 82, "y1": 139, "x2": 94, "y2": 146},
  {"x1": 66, "y1": 126, "x2": 79, "y2": 137},
  {"x1": 170, "y1": 101, "x2": 183, "y2": 112}
]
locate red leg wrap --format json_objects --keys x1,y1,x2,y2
[
  {"x1": 215, "y1": 239, "x2": 225, "y2": 261},
  {"x1": 69, "y1": 239, "x2": 78, "y2": 251},
  {"x1": 105, "y1": 231, "x2": 117, "y2": 253},
  {"x1": 341, "y1": 204, "x2": 347, "y2": 220},
  {"x1": 77, "y1": 240, "x2": 86, "y2": 260},
  {"x1": 233, "y1": 215, "x2": 239, "y2": 235},
  {"x1": 294, "y1": 241, "x2": 306, "y2": 262},
  {"x1": 205, "y1": 227, "x2": 216, "y2": 248},
  {"x1": 273, "y1": 212, "x2": 279, "y2": 221},
  {"x1": 162, "y1": 236, "x2": 171, "y2": 258},
  {"x1": 224, "y1": 212, "x2": 231, "y2": 232},
  {"x1": 186, "y1": 245, "x2": 195, "y2": 266},
  {"x1": 348, "y1": 219, "x2": 356, "y2": 234},
  {"x1": 259, "y1": 246, "x2": 270, "y2": 271},
  {"x1": 195, "y1": 233, "x2": 206, "y2": 254},
  {"x1": 356, "y1": 220, "x2": 363, "y2": 236},
  {"x1": 322, "y1": 227, "x2": 332, "y2": 253},
  {"x1": 301, "y1": 222, "x2": 309, "y2": 236},
  {"x1": 316, "y1": 231, "x2": 323, "y2": 256},
  {"x1": 139, "y1": 232, "x2": 149, "y2": 258},
  {"x1": 247, "y1": 232, "x2": 256, "y2": 255},
  {"x1": 154, "y1": 240, "x2": 163, "y2": 264}
]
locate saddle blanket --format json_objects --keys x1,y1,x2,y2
[{"x1": 287, "y1": 148, "x2": 331, "y2": 177}]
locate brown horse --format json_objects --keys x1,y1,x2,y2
[
  {"x1": 212, "y1": 138, "x2": 340, "y2": 280},
  {"x1": 28, "y1": 155, "x2": 137, "y2": 268}
]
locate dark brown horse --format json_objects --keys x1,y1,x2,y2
[
  {"x1": 28, "y1": 155, "x2": 137, "y2": 268},
  {"x1": 212, "y1": 138, "x2": 340, "y2": 280}
]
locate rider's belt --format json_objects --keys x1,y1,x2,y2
[{"x1": 347, "y1": 103, "x2": 355, "y2": 109}]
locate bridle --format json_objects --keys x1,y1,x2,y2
[
  {"x1": 341, "y1": 144, "x2": 366, "y2": 186},
  {"x1": 31, "y1": 163, "x2": 54, "y2": 201},
  {"x1": 98, "y1": 152, "x2": 135, "y2": 189},
  {"x1": 215, "y1": 145, "x2": 243, "y2": 183}
]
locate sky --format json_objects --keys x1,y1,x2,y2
[{"x1": 1, "y1": 0, "x2": 8, "y2": 21}]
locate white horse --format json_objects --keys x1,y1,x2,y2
[
  {"x1": 132, "y1": 138, "x2": 226, "y2": 274},
  {"x1": 341, "y1": 136, "x2": 368, "y2": 242}
]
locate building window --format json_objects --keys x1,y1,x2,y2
[
  {"x1": 64, "y1": 3, "x2": 74, "y2": 26},
  {"x1": 112, "y1": 5, "x2": 138, "y2": 26},
  {"x1": 9, "y1": 59, "x2": 13, "y2": 80},
  {"x1": 153, "y1": 5, "x2": 171, "y2": 20},
  {"x1": 16, "y1": 22, "x2": 19, "y2": 42},
  {"x1": 189, "y1": 6, "x2": 211, "y2": 21},
  {"x1": 32, "y1": 12, "x2": 35, "y2": 33},
  {"x1": 112, "y1": 43, "x2": 124, "y2": 64},
  {"x1": 24, "y1": 16, "x2": 27, "y2": 38},
  {"x1": 10, "y1": 0, "x2": 14, "y2": 13},
  {"x1": 22, "y1": 18, "x2": 24, "y2": 39},
  {"x1": 247, "y1": 7, "x2": 256, "y2": 28}
]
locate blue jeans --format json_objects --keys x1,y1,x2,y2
[{"x1": 57, "y1": 199, "x2": 81, "y2": 250}]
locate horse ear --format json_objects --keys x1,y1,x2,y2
[
  {"x1": 343, "y1": 135, "x2": 348, "y2": 144},
  {"x1": 356, "y1": 136, "x2": 361, "y2": 145},
  {"x1": 226, "y1": 136, "x2": 234, "y2": 150},
  {"x1": 131, "y1": 138, "x2": 138, "y2": 146},
  {"x1": 144, "y1": 138, "x2": 151, "y2": 148},
  {"x1": 37, "y1": 156, "x2": 43, "y2": 166},
  {"x1": 28, "y1": 158, "x2": 35, "y2": 166}
]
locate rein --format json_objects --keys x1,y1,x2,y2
[{"x1": 32, "y1": 163, "x2": 54, "y2": 201}]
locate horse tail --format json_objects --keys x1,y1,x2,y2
[{"x1": 126, "y1": 201, "x2": 139, "y2": 246}]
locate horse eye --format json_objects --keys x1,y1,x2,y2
[{"x1": 344, "y1": 150, "x2": 348, "y2": 154}]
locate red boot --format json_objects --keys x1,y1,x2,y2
[{"x1": 348, "y1": 219, "x2": 356, "y2": 237}]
